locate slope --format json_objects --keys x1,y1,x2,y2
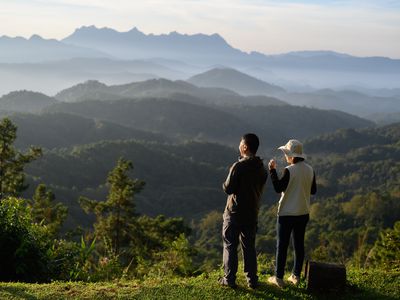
[{"x1": 188, "y1": 68, "x2": 285, "y2": 96}]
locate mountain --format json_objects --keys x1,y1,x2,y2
[
  {"x1": 187, "y1": 68, "x2": 285, "y2": 96},
  {"x1": 19, "y1": 119, "x2": 396, "y2": 224},
  {"x1": 264, "y1": 51, "x2": 400, "y2": 73},
  {"x1": 46, "y1": 98, "x2": 249, "y2": 145},
  {"x1": 2, "y1": 26, "x2": 399, "y2": 93},
  {"x1": 305, "y1": 122, "x2": 400, "y2": 154},
  {"x1": 367, "y1": 112, "x2": 400, "y2": 125},
  {"x1": 25, "y1": 139, "x2": 235, "y2": 221},
  {"x1": 45, "y1": 96, "x2": 373, "y2": 149},
  {"x1": 61, "y1": 26, "x2": 400, "y2": 73},
  {"x1": 0, "y1": 90, "x2": 57, "y2": 113},
  {"x1": 280, "y1": 89, "x2": 400, "y2": 118},
  {"x1": 304, "y1": 122, "x2": 400, "y2": 199},
  {"x1": 8, "y1": 112, "x2": 169, "y2": 150},
  {"x1": 62, "y1": 26, "x2": 245, "y2": 65},
  {"x1": 54, "y1": 78, "x2": 287, "y2": 106},
  {"x1": 0, "y1": 35, "x2": 108, "y2": 63}
]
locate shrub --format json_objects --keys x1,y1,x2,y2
[{"x1": 0, "y1": 197, "x2": 50, "y2": 282}]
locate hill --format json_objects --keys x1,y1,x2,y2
[
  {"x1": 8, "y1": 112, "x2": 169, "y2": 149},
  {"x1": 45, "y1": 96, "x2": 372, "y2": 148},
  {"x1": 188, "y1": 68, "x2": 285, "y2": 96},
  {"x1": 305, "y1": 122, "x2": 400, "y2": 154},
  {"x1": 304, "y1": 122, "x2": 400, "y2": 199},
  {"x1": 0, "y1": 90, "x2": 57, "y2": 113},
  {"x1": 281, "y1": 89, "x2": 400, "y2": 118},
  {"x1": 25, "y1": 139, "x2": 234, "y2": 224},
  {"x1": 46, "y1": 98, "x2": 248, "y2": 145},
  {"x1": 54, "y1": 78, "x2": 286, "y2": 106},
  {"x1": 0, "y1": 268, "x2": 398, "y2": 299}
]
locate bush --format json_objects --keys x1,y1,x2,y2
[
  {"x1": 367, "y1": 221, "x2": 400, "y2": 271},
  {"x1": 0, "y1": 197, "x2": 51, "y2": 282}
]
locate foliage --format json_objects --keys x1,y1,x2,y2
[
  {"x1": 80, "y1": 158, "x2": 145, "y2": 261},
  {"x1": 0, "y1": 197, "x2": 51, "y2": 282},
  {"x1": 29, "y1": 183, "x2": 68, "y2": 236},
  {"x1": 26, "y1": 139, "x2": 229, "y2": 221},
  {"x1": 0, "y1": 117, "x2": 42, "y2": 199},
  {"x1": 144, "y1": 233, "x2": 194, "y2": 277},
  {"x1": 367, "y1": 221, "x2": 400, "y2": 271},
  {"x1": 192, "y1": 210, "x2": 223, "y2": 272},
  {"x1": 46, "y1": 96, "x2": 372, "y2": 147}
]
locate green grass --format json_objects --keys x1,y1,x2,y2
[{"x1": 0, "y1": 268, "x2": 398, "y2": 299}]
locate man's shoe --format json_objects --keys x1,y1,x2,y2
[
  {"x1": 218, "y1": 277, "x2": 237, "y2": 289},
  {"x1": 268, "y1": 276, "x2": 285, "y2": 288},
  {"x1": 287, "y1": 274, "x2": 300, "y2": 285}
]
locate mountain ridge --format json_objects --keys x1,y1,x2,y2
[
  {"x1": 0, "y1": 90, "x2": 57, "y2": 113},
  {"x1": 188, "y1": 68, "x2": 285, "y2": 96}
]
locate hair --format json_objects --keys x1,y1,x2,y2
[
  {"x1": 293, "y1": 157, "x2": 305, "y2": 163},
  {"x1": 241, "y1": 133, "x2": 259, "y2": 154}
]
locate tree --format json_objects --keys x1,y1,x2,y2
[
  {"x1": 367, "y1": 221, "x2": 400, "y2": 271},
  {"x1": 29, "y1": 184, "x2": 68, "y2": 236},
  {"x1": 80, "y1": 158, "x2": 145, "y2": 259},
  {"x1": 0, "y1": 118, "x2": 42, "y2": 199}
]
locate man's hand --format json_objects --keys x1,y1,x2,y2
[{"x1": 268, "y1": 159, "x2": 276, "y2": 170}]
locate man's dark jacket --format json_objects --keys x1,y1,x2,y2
[{"x1": 223, "y1": 156, "x2": 267, "y2": 225}]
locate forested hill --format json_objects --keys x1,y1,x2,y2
[
  {"x1": 21, "y1": 122, "x2": 399, "y2": 226},
  {"x1": 10, "y1": 112, "x2": 170, "y2": 149},
  {"x1": 25, "y1": 139, "x2": 236, "y2": 225},
  {"x1": 45, "y1": 98, "x2": 372, "y2": 149},
  {"x1": 0, "y1": 90, "x2": 57, "y2": 113},
  {"x1": 305, "y1": 122, "x2": 400, "y2": 199},
  {"x1": 305, "y1": 122, "x2": 400, "y2": 154},
  {"x1": 54, "y1": 79, "x2": 286, "y2": 106}
]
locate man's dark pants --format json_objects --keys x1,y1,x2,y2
[
  {"x1": 275, "y1": 214, "x2": 309, "y2": 279},
  {"x1": 222, "y1": 212, "x2": 258, "y2": 285}
]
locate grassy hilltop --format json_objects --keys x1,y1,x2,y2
[{"x1": 0, "y1": 268, "x2": 398, "y2": 300}]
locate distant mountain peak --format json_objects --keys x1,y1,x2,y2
[
  {"x1": 128, "y1": 27, "x2": 144, "y2": 35},
  {"x1": 72, "y1": 25, "x2": 119, "y2": 35},
  {"x1": 2, "y1": 90, "x2": 48, "y2": 98},
  {"x1": 29, "y1": 34, "x2": 44, "y2": 41},
  {"x1": 188, "y1": 67, "x2": 285, "y2": 96},
  {"x1": 0, "y1": 89, "x2": 57, "y2": 113},
  {"x1": 81, "y1": 80, "x2": 108, "y2": 88},
  {"x1": 284, "y1": 50, "x2": 352, "y2": 58}
]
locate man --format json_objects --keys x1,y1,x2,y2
[{"x1": 220, "y1": 133, "x2": 267, "y2": 289}]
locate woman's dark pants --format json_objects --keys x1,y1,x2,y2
[{"x1": 275, "y1": 214, "x2": 309, "y2": 279}]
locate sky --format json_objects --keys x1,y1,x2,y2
[{"x1": 1, "y1": 0, "x2": 400, "y2": 58}]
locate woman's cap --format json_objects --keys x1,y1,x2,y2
[{"x1": 278, "y1": 139, "x2": 306, "y2": 159}]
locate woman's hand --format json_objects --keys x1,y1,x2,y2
[{"x1": 268, "y1": 159, "x2": 276, "y2": 170}]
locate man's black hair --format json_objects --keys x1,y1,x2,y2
[{"x1": 242, "y1": 133, "x2": 259, "y2": 154}]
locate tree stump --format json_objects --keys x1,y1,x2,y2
[{"x1": 305, "y1": 260, "x2": 347, "y2": 292}]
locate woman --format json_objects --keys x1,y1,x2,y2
[{"x1": 267, "y1": 139, "x2": 316, "y2": 288}]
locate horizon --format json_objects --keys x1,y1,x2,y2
[
  {"x1": 1, "y1": 0, "x2": 399, "y2": 59},
  {"x1": 1, "y1": 24, "x2": 398, "y2": 60}
]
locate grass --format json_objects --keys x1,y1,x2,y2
[{"x1": 0, "y1": 268, "x2": 398, "y2": 299}]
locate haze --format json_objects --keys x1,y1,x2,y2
[{"x1": 2, "y1": 0, "x2": 400, "y2": 58}]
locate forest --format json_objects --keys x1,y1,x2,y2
[
  {"x1": 0, "y1": 74, "x2": 398, "y2": 300},
  {"x1": 1, "y1": 114, "x2": 399, "y2": 284}
]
